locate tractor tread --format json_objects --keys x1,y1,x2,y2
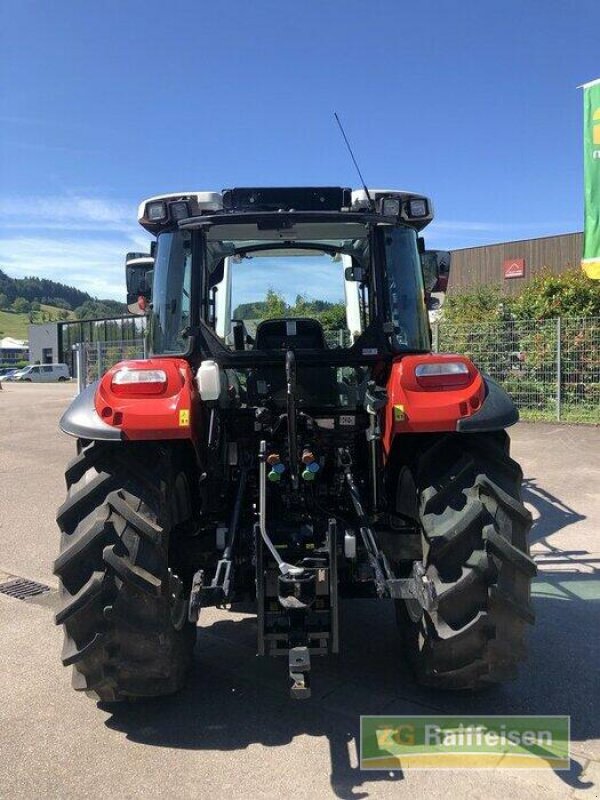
[
  {"x1": 484, "y1": 526, "x2": 537, "y2": 576},
  {"x1": 102, "y1": 546, "x2": 162, "y2": 595},
  {"x1": 107, "y1": 491, "x2": 163, "y2": 544},
  {"x1": 475, "y1": 474, "x2": 532, "y2": 525},
  {"x1": 55, "y1": 571, "x2": 106, "y2": 626},
  {"x1": 61, "y1": 631, "x2": 106, "y2": 667},
  {"x1": 397, "y1": 431, "x2": 534, "y2": 691},
  {"x1": 64, "y1": 444, "x2": 110, "y2": 487},
  {"x1": 53, "y1": 508, "x2": 114, "y2": 585},
  {"x1": 55, "y1": 441, "x2": 195, "y2": 702},
  {"x1": 421, "y1": 496, "x2": 485, "y2": 561},
  {"x1": 56, "y1": 471, "x2": 115, "y2": 532}
]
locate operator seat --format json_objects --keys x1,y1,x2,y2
[{"x1": 248, "y1": 318, "x2": 339, "y2": 406}]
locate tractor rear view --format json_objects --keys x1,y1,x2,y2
[{"x1": 54, "y1": 186, "x2": 535, "y2": 701}]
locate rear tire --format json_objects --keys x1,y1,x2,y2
[
  {"x1": 54, "y1": 441, "x2": 196, "y2": 701},
  {"x1": 397, "y1": 431, "x2": 535, "y2": 690}
]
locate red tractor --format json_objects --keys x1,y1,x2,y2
[{"x1": 54, "y1": 187, "x2": 535, "y2": 700}]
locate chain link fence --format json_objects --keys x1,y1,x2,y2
[
  {"x1": 432, "y1": 315, "x2": 600, "y2": 423},
  {"x1": 72, "y1": 317, "x2": 599, "y2": 424}
]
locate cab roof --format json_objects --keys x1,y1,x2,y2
[{"x1": 137, "y1": 187, "x2": 434, "y2": 234}]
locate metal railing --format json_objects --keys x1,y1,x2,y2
[
  {"x1": 73, "y1": 339, "x2": 145, "y2": 391},
  {"x1": 432, "y1": 315, "x2": 600, "y2": 423}
]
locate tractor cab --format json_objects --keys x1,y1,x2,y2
[{"x1": 136, "y1": 187, "x2": 442, "y2": 363}]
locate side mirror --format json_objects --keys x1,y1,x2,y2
[
  {"x1": 126, "y1": 254, "x2": 153, "y2": 315},
  {"x1": 344, "y1": 265, "x2": 366, "y2": 282},
  {"x1": 421, "y1": 250, "x2": 451, "y2": 293}
]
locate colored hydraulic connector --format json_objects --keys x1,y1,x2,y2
[
  {"x1": 267, "y1": 453, "x2": 286, "y2": 482},
  {"x1": 300, "y1": 448, "x2": 320, "y2": 481}
]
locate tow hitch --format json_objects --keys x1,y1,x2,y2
[{"x1": 255, "y1": 437, "x2": 339, "y2": 699}]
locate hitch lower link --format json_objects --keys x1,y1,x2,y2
[
  {"x1": 386, "y1": 560, "x2": 438, "y2": 612},
  {"x1": 344, "y1": 469, "x2": 437, "y2": 613}
]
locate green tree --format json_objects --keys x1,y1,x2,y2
[
  {"x1": 264, "y1": 289, "x2": 288, "y2": 318},
  {"x1": 511, "y1": 268, "x2": 600, "y2": 319},
  {"x1": 74, "y1": 299, "x2": 123, "y2": 319},
  {"x1": 12, "y1": 296, "x2": 31, "y2": 314},
  {"x1": 441, "y1": 285, "x2": 513, "y2": 324},
  {"x1": 0, "y1": 293, "x2": 8, "y2": 310}
]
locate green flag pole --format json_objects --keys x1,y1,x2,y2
[{"x1": 581, "y1": 77, "x2": 600, "y2": 280}]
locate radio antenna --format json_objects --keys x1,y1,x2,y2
[{"x1": 334, "y1": 112, "x2": 374, "y2": 210}]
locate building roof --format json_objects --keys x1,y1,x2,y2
[
  {"x1": 0, "y1": 337, "x2": 28, "y2": 350},
  {"x1": 450, "y1": 230, "x2": 583, "y2": 253}
]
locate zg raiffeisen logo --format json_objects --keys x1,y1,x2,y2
[
  {"x1": 376, "y1": 724, "x2": 416, "y2": 748},
  {"x1": 360, "y1": 716, "x2": 570, "y2": 770}
]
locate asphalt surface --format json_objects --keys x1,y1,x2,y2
[{"x1": 0, "y1": 382, "x2": 598, "y2": 799}]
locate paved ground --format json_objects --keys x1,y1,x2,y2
[{"x1": 0, "y1": 382, "x2": 598, "y2": 799}]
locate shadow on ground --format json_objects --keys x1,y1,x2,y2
[
  {"x1": 523, "y1": 477, "x2": 587, "y2": 544},
  {"x1": 103, "y1": 475, "x2": 599, "y2": 799}
]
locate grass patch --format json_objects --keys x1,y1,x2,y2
[
  {"x1": 0, "y1": 305, "x2": 76, "y2": 340},
  {"x1": 519, "y1": 406, "x2": 600, "y2": 424},
  {"x1": 0, "y1": 309, "x2": 30, "y2": 339}
]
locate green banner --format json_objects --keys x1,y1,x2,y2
[
  {"x1": 360, "y1": 715, "x2": 570, "y2": 770},
  {"x1": 583, "y1": 78, "x2": 600, "y2": 279}
]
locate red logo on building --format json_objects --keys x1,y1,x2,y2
[{"x1": 504, "y1": 258, "x2": 525, "y2": 279}]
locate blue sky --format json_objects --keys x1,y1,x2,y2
[{"x1": 1, "y1": 0, "x2": 598, "y2": 300}]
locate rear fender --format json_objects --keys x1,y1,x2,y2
[
  {"x1": 60, "y1": 358, "x2": 200, "y2": 442},
  {"x1": 383, "y1": 354, "x2": 517, "y2": 454}
]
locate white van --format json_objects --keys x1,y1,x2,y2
[{"x1": 13, "y1": 363, "x2": 70, "y2": 383}]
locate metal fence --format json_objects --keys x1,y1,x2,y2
[
  {"x1": 74, "y1": 339, "x2": 145, "y2": 390},
  {"x1": 73, "y1": 317, "x2": 599, "y2": 424},
  {"x1": 432, "y1": 316, "x2": 600, "y2": 423}
]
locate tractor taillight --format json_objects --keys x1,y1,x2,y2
[
  {"x1": 111, "y1": 368, "x2": 168, "y2": 396},
  {"x1": 415, "y1": 361, "x2": 472, "y2": 389}
]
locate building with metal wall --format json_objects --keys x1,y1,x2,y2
[
  {"x1": 0, "y1": 336, "x2": 29, "y2": 366},
  {"x1": 449, "y1": 231, "x2": 583, "y2": 295},
  {"x1": 27, "y1": 323, "x2": 59, "y2": 365},
  {"x1": 29, "y1": 315, "x2": 146, "y2": 373}
]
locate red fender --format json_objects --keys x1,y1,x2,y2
[
  {"x1": 94, "y1": 358, "x2": 202, "y2": 441},
  {"x1": 383, "y1": 353, "x2": 485, "y2": 453}
]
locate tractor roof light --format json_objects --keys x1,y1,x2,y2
[
  {"x1": 379, "y1": 196, "x2": 401, "y2": 217},
  {"x1": 111, "y1": 368, "x2": 168, "y2": 396},
  {"x1": 415, "y1": 361, "x2": 472, "y2": 389},
  {"x1": 146, "y1": 201, "x2": 168, "y2": 222},
  {"x1": 406, "y1": 198, "x2": 429, "y2": 219},
  {"x1": 170, "y1": 200, "x2": 190, "y2": 221}
]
